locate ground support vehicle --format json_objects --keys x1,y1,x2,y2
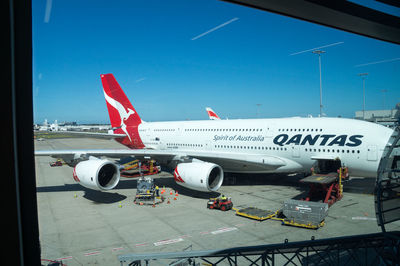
[
  {"x1": 207, "y1": 197, "x2": 233, "y2": 211},
  {"x1": 134, "y1": 176, "x2": 164, "y2": 205},
  {"x1": 234, "y1": 207, "x2": 275, "y2": 221},
  {"x1": 300, "y1": 167, "x2": 347, "y2": 206},
  {"x1": 49, "y1": 159, "x2": 63, "y2": 167},
  {"x1": 234, "y1": 201, "x2": 327, "y2": 229},
  {"x1": 121, "y1": 160, "x2": 160, "y2": 178}
]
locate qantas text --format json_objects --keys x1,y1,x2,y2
[{"x1": 273, "y1": 134, "x2": 363, "y2": 147}]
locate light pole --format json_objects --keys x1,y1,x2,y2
[
  {"x1": 358, "y1": 73, "x2": 368, "y2": 119},
  {"x1": 312, "y1": 50, "x2": 325, "y2": 116},
  {"x1": 256, "y1": 104, "x2": 262, "y2": 118},
  {"x1": 381, "y1": 89, "x2": 387, "y2": 110}
]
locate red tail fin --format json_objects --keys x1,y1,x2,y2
[
  {"x1": 206, "y1": 107, "x2": 221, "y2": 120},
  {"x1": 101, "y1": 74, "x2": 144, "y2": 148}
]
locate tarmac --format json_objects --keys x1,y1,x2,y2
[{"x1": 34, "y1": 137, "x2": 400, "y2": 265}]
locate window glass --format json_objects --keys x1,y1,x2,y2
[{"x1": 32, "y1": 1, "x2": 398, "y2": 262}]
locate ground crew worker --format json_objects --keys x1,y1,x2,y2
[
  {"x1": 155, "y1": 185, "x2": 159, "y2": 197},
  {"x1": 341, "y1": 166, "x2": 349, "y2": 178},
  {"x1": 221, "y1": 195, "x2": 227, "y2": 201}
]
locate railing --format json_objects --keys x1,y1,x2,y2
[{"x1": 119, "y1": 231, "x2": 400, "y2": 266}]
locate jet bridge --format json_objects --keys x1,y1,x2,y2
[{"x1": 375, "y1": 125, "x2": 400, "y2": 232}]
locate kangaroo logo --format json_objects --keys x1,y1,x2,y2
[
  {"x1": 103, "y1": 90, "x2": 135, "y2": 142},
  {"x1": 173, "y1": 168, "x2": 184, "y2": 183}
]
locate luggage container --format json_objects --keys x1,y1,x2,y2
[{"x1": 282, "y1": 199, "x2": 328, "y2": 229}]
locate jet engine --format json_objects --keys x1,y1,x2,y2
[
  {"x1": 173, "y1": 162, "x2": 224, "y2": 192},
  {"x1": 73, "y1": 158, "x2": 120, "y2": 191}
]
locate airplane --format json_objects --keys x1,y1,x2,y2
[
  {"x1": 35, "y1": 73, "x2": 393, "y2": 193},
  {"x1": 206, "y1": 107, "x2": 221, "y2": 120},
  {"x1": 37, "y1": 119, "x2": 60, "y2": 131}
]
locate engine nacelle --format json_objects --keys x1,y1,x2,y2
[
  {"x1": 73, "y1": 159, "x2": 120, "y2": 191},
  {"x1": 173, "y1": 162, "x2": 224, "y2": 192}
]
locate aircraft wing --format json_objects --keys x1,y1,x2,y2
[
  {"x1": 35, "y1": 149, "x2": 288, "y2": 171},
  {"x1": 186, "y1": 151, "x2": 287, "y2": 171},
  {"x1": 35, "y1": 149, "x2": 175, "y2": 159}
]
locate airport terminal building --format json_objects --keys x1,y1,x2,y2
[{"x1": 355, "y1": 103, "x2": 400, "y2": 128}]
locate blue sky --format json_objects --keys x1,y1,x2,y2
[{"x1": 32, "y1": 0, "x2": 400, "y2": 124}]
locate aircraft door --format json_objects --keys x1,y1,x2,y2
[
  {"x1": 203, "y1": 142, "x2": 209, "y2": 150},
  {"x1": 146, "y1": 128, "x2": 151, "y2": 137},
  {"x1": 291, "y1": 144, "x2": 300, "y2": 158},
  {"x1": 265, "y1": 123, "x2": 275, "y2": 138},
  {"x1": 141, "y1": 127, "x2": 151, "y2": 143},
  {"x1": 367, "y1": 145, "x2": 377, "y2": 161},
  {"x1": 152, "y1": 136, "x2": 166, "y2": 150}
]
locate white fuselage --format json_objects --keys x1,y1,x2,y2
[{"x1": 138, "y1": 117, "x2": 393, "y2": 177}]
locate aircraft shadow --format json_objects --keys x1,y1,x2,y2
[
  {"x1": 224, "y1": 173, "x2": 377, "y2": 195},
  {"x1": 222, "y1": 173, "x2": 308, "y2": 188},
  {"x1": 37, "y1": 183, "x2": 86, "y2": 193},
  {"x1": 35, "y1": 177, "x2": 218, "y2": 200},
  {"x1": 342, "y1": 177, "x2": 375, "y2": 194},
  {"x1": 83, "y1": 190, "x2": 127, "y2": 203},
  {"x1": 150, "y1": 177, "x2": 220, "y2": 199},
  {"x1": 36, "y1": 183, "x2": 128, "y2": 204},
  {"x1": 223, "y1": 173, "x2": 310, "y2": 200},
  {"x1": 36, "y1": 173, "x2": 375, "y2": 203}
]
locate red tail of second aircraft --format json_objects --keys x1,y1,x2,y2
[{"x1": 101, "y1": 74, "x2": 144, "y2": 149}]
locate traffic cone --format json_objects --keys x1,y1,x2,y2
[
  {"x1": 170, "y1": 190, "x2": 173, "y2": 195},
  {"x1": 174, "y1": 196, "x2": 177, "y2": 200},
  {"x1": 175, "y1": 191, "x2": 179, "y2": 197}
]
